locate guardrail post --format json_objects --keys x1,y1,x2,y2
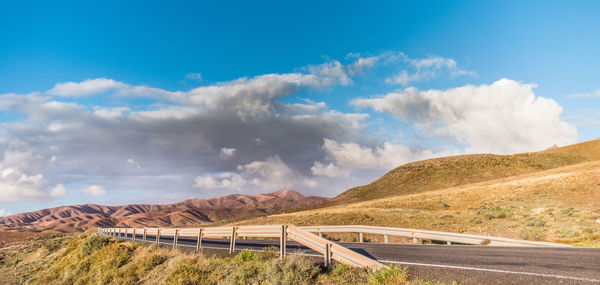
[
  {"x1": 156, "y1": 229, "x2": 161, "y2": 245},
  {"x1": 280, "y1": 225, "x2": 287, "y2": 258},
  {"x1": 323, "y1": 243, "x2": 331, "y2": 267},
  {"x1": 413, "y1": 237, "x2": 417, "y2": 244},
  {"x1": 142, "y1": 228, "x2": 147, "y2": 245},
  {"x1": 196, "y1": 229, "x2": 203, "y2": 252},
  {"x1": 229, "y1": 226, "x2": 237, "y2": 254},
  {"x1": 447, "y1": 241, "x2": 451, "y2": 245},
  {"x1": 359, "y1": 232, "x2": 363, "y2": 243},
  {"x1": 384, "y1": 234, "x2": 389, "y2": 244},
  {"x1": 173, "y1": 229, "x2": 179, "y2": 250},
  {"x1": 132, "y1": 228, "x2": 136, "y2": 242},
  {"x1": 119, "y1": 228, "x2": 122, "y2": 239}
]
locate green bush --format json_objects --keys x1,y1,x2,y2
[
  {"x1": 79, "y1": 235, "x2": 111, "y2": 257},
  {"x1": 368, "y1": 265, "x2": 409, "y2": 285},
  {"x1": 483, "y1": 206, "x2": 512, "y2": 220},
  {"x1": 234, "y1": 250, "x2": 262, "y2": 263}
]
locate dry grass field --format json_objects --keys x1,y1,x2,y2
[
  {"x1": 233, "y1": 140, "x2": 600, "y2": 246},
  {"x1": 0, "y1": 233, "x2": 448, "y2": 285}
]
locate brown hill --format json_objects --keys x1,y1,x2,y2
[
  {"x1": 330, "y1": 139, "x2": 600, "y2": 205},
  {"x1": 0, "y1": 190, "x2": 327, "y2": 232},
  {"x1": 235, "y1": 139, "x2": 600, "y2": 245}
]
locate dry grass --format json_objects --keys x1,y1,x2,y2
[
  {"x1": 236, "y1": 160, "x2": 600, "y2": 245},
  {"x1": 330, "y1": 139, "x2": 600, "y2": 205},
  {"x1": 0, "y1": 233, "x2": 450, "y2": 284}
]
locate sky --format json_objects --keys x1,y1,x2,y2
[{"x1": 1, "y1": 1, "x2": 599, "y2": 216}]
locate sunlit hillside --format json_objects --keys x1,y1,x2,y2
[{"x1": 234, "y1": 139, "x2": 600, "y2": 246}]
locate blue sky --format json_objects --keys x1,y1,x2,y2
[{"x1": 0, "y1": 1, "x2": 599, "y2": 215}]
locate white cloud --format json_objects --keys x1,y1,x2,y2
[
  {"x1": 385, "y1": 55, "x2": 475, "y2": 86},
  {"x1": 568, "y1": 89, "x2": 600, "y2": 98},
  {"x1": 94, "y1": 107, "x2": 130, "y2": 119},
  {"x1": 50, "y1": 184, "x2": 67, "y2": 197},
  {"x1": 0, "y1": 146, "x2": 64, "y2": 202},
  {"x1": 220, "y1": 147, "x2": 237, "y2": 159},
  {"x1": 81, "y1": 185, "x2": 107, "y2": 197},
  {"x1": 194, "y1": 155, "x2": 315, "y2": 190},
  {"x1": 310, "y1": 162, "x2": 348, "y2": 178},
  {"x1": 48, "y1": 78, "x2": 127, "y2": 97},
  {"x1": 194, "y1": 172, "x2": 246, "y2": 189},
  {"x1": 353, "y1": 78, "x2": 577, "y2": 153},
  {"x1": 319, "y1": 139, "x2": 412, "y2": 169},
  {"x1": 0, "y1": 208, "x2": 10, "y2": 217}
]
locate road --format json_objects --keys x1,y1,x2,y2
[{"x1": 115, "y1": 232, "x2": 600, "y2": 285}]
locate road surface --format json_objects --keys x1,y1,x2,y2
[{"x1": 113, "y1": 232, "x2": 600, "y2": 285}]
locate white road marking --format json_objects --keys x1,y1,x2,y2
[{"x1": 380, "y1": 260, "x2": 600, "y2": 283}]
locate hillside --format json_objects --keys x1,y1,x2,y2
[
  {"x1": 331, "y1": 139, "x2": 600, "y2": 205},
  {"x1": 233, "y1": 139, "x2": 600, "y2": 245},
  {"x1": 0, "y1": 190, "x2": 327, "y2": 232}
]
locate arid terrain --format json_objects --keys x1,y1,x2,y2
[
  {"x1": 0, "y1": 190, "x2": 327, "y2": 233},
  {"x1": 231, "y1": 139, "x2": 600, "y2": 246}
]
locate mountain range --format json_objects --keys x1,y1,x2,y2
[{"x1": 0, "y1": 190, "x2": 327, "y2": 232}]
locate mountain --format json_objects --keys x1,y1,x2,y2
[
  {"x1": 330, "y1": 139, "x2": 600, "y2": 205},
  {"x1": 0, "y1": 190, "x2": 327, "y2": 232}
]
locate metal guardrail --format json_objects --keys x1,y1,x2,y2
[
  {"x1": 97, "y1": 225, "x2": 385, "y2": 270},
  {"x1": 299, "y1": 225, "x2": 572, "y2": 247},
  {"x1": 98, "y1": 224, "x2": 570, "y2": 270}
]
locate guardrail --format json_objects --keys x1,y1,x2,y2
[
  {"x1": 97, "y1": 225, "x2": 385, "y2": 270},
  {"x1": 299, "y1": 225, "x2": 572, "y2": 247}
]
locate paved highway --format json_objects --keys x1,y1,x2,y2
[{"x1": 116, "y1": 233, "x2": 600, "y2": 285}]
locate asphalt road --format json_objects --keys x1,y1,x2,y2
[{"x1": 114, "y1": 233, "x2": 600, "y2": 285}]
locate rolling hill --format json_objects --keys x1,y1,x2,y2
[
  {"x1": 233, "y1": 139, "x2": 600, "y2": 245},
  {"x1": 0, "y1": 190, "x2": 327, "y2": 232},
  {"x1": 330, "y1": 139, "x2": 600, "y2": 205}
]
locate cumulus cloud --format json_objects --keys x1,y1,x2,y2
[
  {"x1": 0, "y1": 144, "x2": 66, "y2": 202},
  {"x1": 50, "y1": 184, "x2": 67, "y2": 197},
  {"x1": 353, "y1": 79, "x2": 577, "y2": 153},
  {"x1": 310, "y1": 162, "x2": 349, "y2": 178},
  {"x1": 81, "y1": 185, "x2": 107, "y2": 197},
  {"x1": 0, "y1": 53, "x2": 577, "y2": 207},
  {"x1": 0, "y1": 208, "x2": 10, "y2": 217},
  {"x1": 0, "y1": 56, "x2": 381, "y2": 201},
  {"x1": 194, "y1": 155, "x2": 315, "y2": 191},
  {"x1": 319, "y1": 139, "x2": 412, "y2": 169}
]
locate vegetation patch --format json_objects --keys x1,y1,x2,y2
[{"x1": 0, "y1": 233, "x2": 458, "y2": 284}]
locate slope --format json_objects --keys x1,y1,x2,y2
[{"x1": 331, "y1": 139, "x2": 600, "y2": 205}]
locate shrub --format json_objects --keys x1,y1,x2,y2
[
  {"x1": 260, "y1": 246, "x2": 279, "y2": 260},
  {"x1": 165, "y1": 259, "x2": 209, "y2": 285},
  {"x1": 79, "y1": 235, "x2": 111, "y2": 257},
  {"x1": 526, "y1": 219, "x2": 546, "y2": 227},
  {"x1": 234, "y1": 250, "x2": 262, "y2": 263},
  {"x1": 483, "y1": 206, "x2": 512, "y2": 220},
  {"x1": 519, "y1": 228, "x2": 545, "y2": 241},
  {"x1": 262, "y1": 255, "x2": 322, "y2": 284},
  {"x1": 469, "y1": 218, "x2": 482, "y2": 224},
  {"x1": 368, "y1": 266, "x2": 409, "y2": 285}
]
